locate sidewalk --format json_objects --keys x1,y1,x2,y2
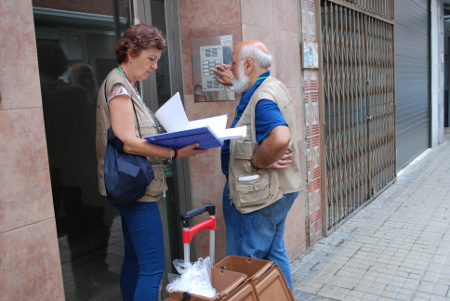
[{"x1": 291, "y1": 136, "x2": 450, "y2": 301}]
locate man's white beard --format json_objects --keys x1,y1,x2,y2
[{"x1": 233, "y1": 63, "x2": 250, "y2": 94}]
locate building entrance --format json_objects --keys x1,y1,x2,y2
[{"x1": 33, "y1": 0, "x2": 185, "y2": 299}]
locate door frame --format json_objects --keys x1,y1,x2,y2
[{"x1": 132, "y1": 0, "x2": 193, "y2": 295}]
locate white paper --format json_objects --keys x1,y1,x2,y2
[
  {"x1": 189, "y1": 115, "x2": 228, "y2": 133},
  {"x1": 155, "y1": 92, "x2": 190, "y2": 133},
  {"x1": 215, "y1": 126, "x2": 247, "y2": 141},
  {"x1": 190, "y1": 116, "x2": 246, "y2": 141},
  {"x1": 238, "y1": 174, "x2": 260, "y2": 181},
  {"x1": 155, "y1": 93, "x2": 246, "y2": 142}
]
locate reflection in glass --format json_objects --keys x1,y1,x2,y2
[
  {"x1": 33, "y1": 1, "x2": 130, "y2": 300},
  {"x1": 33, "y1": 1, "x2": 185, "y2": 299}
]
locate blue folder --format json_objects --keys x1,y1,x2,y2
[{"x1": 144, "y1": 126, "x2": 223, "y2": 150}]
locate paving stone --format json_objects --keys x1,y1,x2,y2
[{"x1": 291, "y1": 139, "x2": 450, "y2": 300}]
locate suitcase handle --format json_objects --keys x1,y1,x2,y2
[
  {"x1": 181, "y1": 204, "x2": 216, "y2": 264},
  {"x1": 181, "y1": 203, "x2": 215, "y2": 227}
]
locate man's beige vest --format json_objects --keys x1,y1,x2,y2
[
  {"x1": 96, "y1": 69, "x2": 167, "y2": 202},
  {"x1": 228, "y1": 76, "x2": 303, "y2": 213}
]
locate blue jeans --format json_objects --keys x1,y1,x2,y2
[
  {"x1": 110, "y1": 201, "x2": 165, "y2": 301},
  {"x1": 222, "y1": 182, "x2": 299, "y2": 291}
]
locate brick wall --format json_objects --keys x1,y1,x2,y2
[{"x1": 301, "y1": 0, "x2": 324, "y2": 245}]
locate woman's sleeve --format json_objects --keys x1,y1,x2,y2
[{"x1": 107, "y1": 83, "x2": 130, "y2": 104}]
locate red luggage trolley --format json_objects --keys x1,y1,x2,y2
[
  {"x1": 167, "y1": 204, "x2": 259, "y2": 301},
  {"x1": 180, "y1": 203, "x2": 216, "y2": 265}
]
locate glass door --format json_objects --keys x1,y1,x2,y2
[
  {"x1": 33, "y1": 0, "x2": 186, "y2": 299},
  {"x1": 136, "y1": 1, "x2": 191, "y2": 295},
  {"x1": 34, "y1": 1, "x2": 130, "y2": 300}
]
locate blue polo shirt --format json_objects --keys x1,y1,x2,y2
[{"x1": 221, "y1": 71, "x2": 288, "y2": 177}]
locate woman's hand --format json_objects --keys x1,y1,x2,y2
[
  {"x1": 213, "y1": 64, "x2": 233, "y2": 86},
  {"x1": 177, "y1": 143, "x2": 208, "y2": 158}
]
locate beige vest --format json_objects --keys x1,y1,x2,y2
[
  {"x1": 96, "y1": 69, "x2": 167, "y2": 202},
  {"x1": 228, "y1": 76, "x2": 303, "y2": 213}
]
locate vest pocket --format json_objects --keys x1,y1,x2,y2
[
  {"x1": 234, "y1": 140, "x2": 252, "y2": 160},
  {"x1": 145, "y1": 166, "x2": 167, "y2": 197},
  {"x1": 236, "y1": 172, "x2": 271, "y2": 208},
  {"x1": 231, "y1": 139, "x2": 282, "y2": 212}
]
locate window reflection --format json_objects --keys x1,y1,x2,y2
[{"x1": 33, "y1": 1, "x2": 130, "y2": 300}]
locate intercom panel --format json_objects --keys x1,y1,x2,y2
[{"x1": 200, "y1": 45, "x2": 224, "y2": 92}]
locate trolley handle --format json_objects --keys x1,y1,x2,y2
[{"x1": 181, "y1": 203, "x2": 215, "y2": 228}]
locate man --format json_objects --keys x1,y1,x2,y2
[{"x1": 213, "y1": 40, "x2": 303, "y2": 291}]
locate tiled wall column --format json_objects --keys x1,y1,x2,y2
[
  {"x1": 0, "y1": 1, "x2": 64, "y2": 300},
  {"x1": 178, "y1": 0, "x2": 244, "y2": 262},
  {"x1": 179, "y1": 0, "x2": 308, "y2": 262},
  {"x1": 240, "y1": 0, "x2": 308, "y2": 260}
]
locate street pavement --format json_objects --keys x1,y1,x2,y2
[{"x1": 291, "y1": 135, "x2": 450, "y2": 301}]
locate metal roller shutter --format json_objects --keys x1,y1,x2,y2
[
  {"x1": 321, "y1": 0, "x2": 396, "y2": 233},
  {"x1": 395, "y1": 0, "x2": 430, "y2": 170}
]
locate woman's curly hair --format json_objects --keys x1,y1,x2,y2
[{"x1": 115, "y1": 24, "x2": 167, "y2": 64}]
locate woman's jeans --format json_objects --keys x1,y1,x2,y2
[
  {"x1": 110, "y1": 201, "x2": 165, "y2": 301},
  {"x1": 222, "y1": 182, "x2": 299, "y2": 291}
]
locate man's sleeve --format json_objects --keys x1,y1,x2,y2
[{"x1": 255, "y1": 99, "x2": 288, "y2": 144}]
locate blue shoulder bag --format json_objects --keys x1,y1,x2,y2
[{"x1": 103, "y1": 81, "x2": 154, "y2": 205}]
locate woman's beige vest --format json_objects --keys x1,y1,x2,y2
[
  {"x1": 96, "y1": 69, "x2": 167, "y2": 202},
  {"x1": 228, "y1": 76, "x2": 303, "y2": 213}
]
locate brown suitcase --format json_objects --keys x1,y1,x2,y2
[
  {"x1": 222, "y1": 279, "x2": 260, "y2": 301},
  {"x1": 167, "y1": 205, "x2": 260, "y2": 301},
  {"x1": 167, "y1": 268, "x2": 256, "y2": 301},
  {"x1": 213, "y1": 256, "x2": 295, "y2": 301}
]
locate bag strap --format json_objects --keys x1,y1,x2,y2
[
  {"x1": 107, "y1": 127, "x2": 125, "y2": 151},
  {"x1": 130, "y1": 98, "x2": 142, "y2": 138}
]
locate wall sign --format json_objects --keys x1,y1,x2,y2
[{"x1": 302, "y1": 41, "x2": 319, "y2": 69}]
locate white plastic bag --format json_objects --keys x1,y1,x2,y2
[{"x1": 166, "y1": 256, "x2": 217, "y2": 298}]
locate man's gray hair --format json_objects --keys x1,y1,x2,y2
[{"x1": 239, "y1": 44, "x2": 273, "y2": 70}]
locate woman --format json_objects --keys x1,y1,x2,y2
[{"x1": 96, "y1": 24, "x2": 206, "y2": 301}]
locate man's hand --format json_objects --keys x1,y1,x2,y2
[
  {"x1": 265, "y1": 151, "x2": 293, "y2": 169},
  {"x1": 213, "y1": 64, "x2": 233, "y2": 86},
  {"x1": 251, "y1": 125, "x2": 292, "y2": 169}
]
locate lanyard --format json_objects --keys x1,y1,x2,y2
[{"x1": 116, "y1": 67, "x2": 156, "y2": 125}]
